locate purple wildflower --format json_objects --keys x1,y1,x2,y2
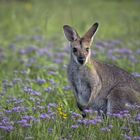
[
  {"x1": 47, "y1": 103, "x2": 57, "y2": 108},
  {"x1": 84, "y1": 109, "x2": 93, "y2": 114},
  {"x1": 71, "y1": 112, "x2": 82, "y2": 119},
  {"x1": 2, "y1": 80, "x2": 13, "y2": 89},
  {"x1": 17, "y1": 119, "x2": 27, "y2": 124},
  {"x1": 119, "y1": 48, "x2": 132, "y2": 55},
  {"x1": 24, "y1": 87, "x2": 41, "y2": 96},
  {"x1": 63, "y1": 85, "x2": 71, "y2": 91},
  {"x1": 40, "y1": 113, "x2": 50, "y2": 119},
  {"x1": 12, "y1": 106, "x2": 28, "y2": 113},
  {"x1": 95, "y1": 117, "x2": 102, "y2": 123},
  {"x1": 0, "y1": 126, "x2": 7, "y2": 130},
  {"x1": 77, "y1": 119, "x2": 89, "y2": 125},
  {"x1": 71, "y1": 125, "x2": 79, "y2": 129},
  {"x1": 101, "y1": 127, "x2": 111, "y2": 132},
  {"x1": 5, "y1": 110, "x2": 12, "y2": 114},
  {"x1": 113, "y1": 113, "x2": 123, "y2": 118},
  {"x1": 107, "y1": 50, "x2": 117, "y2": 61},
  {"x1": 22, "y1": 116, "x2": 34, "y2": 121},
  {"x1": 77, "y1": 116, "x2": 102, "y2": 126},
  {"x1": 49, "y1": 79, "x2": 55, "y2": 85},
  {"x1": 22, "y1": 123, "x2": 32, "y2": 128},
  {"x1": 82, "y1": 119, "x2": 89, "y2": 125},
  {"x1": 108, "y1": 124, "x2": 113, "y2": 129},
  {"x1": 19, "y1": 45, "x2": 37, "y2": 55},
  {"x1": 129, "y1": 55, "x2": 137, "y2": 63},
  {"x1": 32, "y1": 119, "x2": 40, "y2": 123},
  {"x1": 1, "y1": 117, "x2": 11, "y2": 125},
  {"x1": 48, "y1": 71, "x2": 57, "y2": 75},
  {"x1": 48, "y1": 128, "x2": 53, "y2": 133},
  {"x1": 88, "y1": 119, "x2": 98, "y2": 125},
  {"x1": 44, "y1": 87, "x2": 52, "y2": 93},
  {"x1": 6, "y1": 97, "x2": 24, "y2": 105},
  {"x1": 29, "y1": 97, "x2": 36, "y2": 102},
  {"x1": 31, "y1": 90, "x2": 41, "y2": 96},
  {"x1": 53, "y1": 58, "x2": 63, "y2": 64},
  {"x1": 37, "y1": 47, "x2": 52, "y2": 56},
  {"x1": 36, "y1": 78, "x2": 46, "y2": 85},
  {"x1": 132, "y1": 72, "x2": 140, "y2": 78},
  {"x1": 20, "y1": 69, "x2": 29, "y2": 75},
  {"x1": 134, "y1": 136, "x2": 140, "y2": 140},
  {"x1": 101, "y1": 124, "x2": 113, "y2": 133},
  {"x1": 123, "y1": 134, "x2": 132, "y2": 140},
  {"x1": 0, "y1": 125, "x2": 14, "y2": 132},
  {"x1": 136, "y1": 49, "x2": 140, "y2": 54},
  {"x1": 88, "y1": 117, "x2": 102, "y2": 125},
  {"x1": 121, "y1": 126, "x2": 130, "y2": 132},
  {"x1": 135, "y1": 114, "x2": 140, "y2": 121},
  {"x1": 12, "y1": 78, "x2": 22, "y2": 85},
  {"x1": 36, "y1": 105, "x2": 45, "y2": 110}
]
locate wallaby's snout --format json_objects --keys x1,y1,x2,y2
[
  {"x1": 78, "y1": 56, "x2": 86, "y2": 65},
  {"x1": 72, "y1": 47, "x2": 88, "y2": 65}
]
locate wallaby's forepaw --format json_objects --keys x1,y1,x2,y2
[{"x1": 82, "y1": 112, "x2": 86, "y2": 118}]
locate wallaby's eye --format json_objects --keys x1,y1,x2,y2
[
  {"x1": 73, "y1": 48, "x2": 77, "y2": 53},
  {"x1": 86, "y1": 48, "x2": 89, "y2": 52}
]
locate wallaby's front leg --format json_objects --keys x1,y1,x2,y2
[
  {"x1": 72, "y1": 86, "x2": 87, "y2": 117},
  {"x1": 77, "y1": 102, "x2": 86, "y2": 118}
]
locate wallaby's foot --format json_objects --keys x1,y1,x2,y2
[
  {"x1": 77, "y1": 102, "x2": 87, "y2": 118},
  {"x1": 82, "y1": 112, "x2": 86, "y2": 118}
]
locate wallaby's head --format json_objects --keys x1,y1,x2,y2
[{"x1": 63, "y1": 22, "x2": 98, "y2": 65}]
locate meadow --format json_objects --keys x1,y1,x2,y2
[{"x1": 0, "y1": 0, "x2": 140, "y2": 139}]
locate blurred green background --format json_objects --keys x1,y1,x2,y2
[{"x1": 0, "y1": 0, "x2": 140, "y2": 42}]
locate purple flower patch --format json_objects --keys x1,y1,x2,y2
[
  {"x1": 71, "y1": 124, "x2": 79, "y2": 129},
  {"x1": 40, "y1": 113, "x2": 50, "y2": 120},
  {"x1": 71, "y1": 112, "x2": 82, "y2": 119},
  {"x1": 135, "y1": 114, "x2": 140, "y2": 121},
  {"x1": 0, "y1": 125, "x2": 14, "y2": 132},
  {"x1": 36, "y1": 78, "x2": 46, "y2": 85},
  {"x1": 24, "y1": 87, "x2": 41, "y2": 96}
]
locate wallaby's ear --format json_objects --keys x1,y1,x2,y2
[
  {"x1": 83, "y1": 22, "x2": 99, "y2": 42},
  {"x1": 63, "y1": 25, "x2": 80, "y2": 42}
]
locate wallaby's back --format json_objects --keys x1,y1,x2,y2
[
  {"x1": 93, "y1": 60, "x2": 140, "y2": 103},
  {"x1": 94, "y1": 60, "x2": 140, "y2": 91}
]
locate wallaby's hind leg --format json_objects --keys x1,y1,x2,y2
[{"x1": 107, "y1": 88, "x2": 129, "y2": 113}]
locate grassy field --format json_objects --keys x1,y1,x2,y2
[{"x1": 0, "y1": 0, "x2": 140, "y2": 139}]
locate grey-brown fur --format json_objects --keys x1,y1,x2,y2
[{"x1": 63, "y1": 23, "x2": 140, "y2": 116}]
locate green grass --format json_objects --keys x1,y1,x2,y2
[{"x1": 0, "y1": 0, "x2": 140, "y2": 140}]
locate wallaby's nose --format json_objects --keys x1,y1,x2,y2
[{"x1": 78, "y1": 57, "x2": 85, "y2": 65}]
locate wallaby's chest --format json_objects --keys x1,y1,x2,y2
[{"x1": 70, "y1": 69, "x2": 92, "y2": 106}]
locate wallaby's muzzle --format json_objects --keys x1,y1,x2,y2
[{"x1": 78, "y1": 56, "x2": 86, "y2": 65}]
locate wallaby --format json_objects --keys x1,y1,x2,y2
[{"x1": 63, "y1": 22, "x2": 140, "y2": 117}]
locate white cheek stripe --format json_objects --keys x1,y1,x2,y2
[
  {"x1": 85, "y1": 51, "x2": 91, "y2": 64},
  {"x1": 72, "y1": 53, "x2": 79, "y2": 65}
]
